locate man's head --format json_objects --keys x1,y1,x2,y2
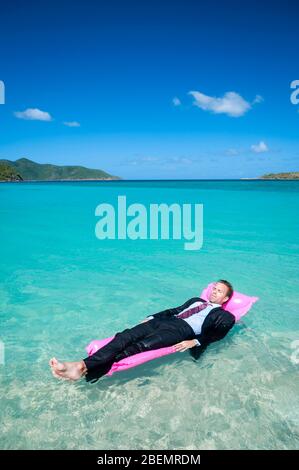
[{"x1": 208, "y1": 280, "x2": 233, "y2": 305}]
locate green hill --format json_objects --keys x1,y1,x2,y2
[
  {"x1": 0, "y1": 162, "x2": 23, "y2": 181},
  {"x1": 0, "y1": 158, "x2": 120, "y2": 181},
  {"x1": 261, "y1": 172, "x2": 299, "y2": 180}
]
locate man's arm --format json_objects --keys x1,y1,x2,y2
[
  {"x1": 189, "y1": 343, "x2": 208, "y2": 360},
  {"x1": 190, "y1": 310, "x2": 235, "y2": 360},
  {"x1": 174, "y1": 339, "x2": 199, "y2": 352}
]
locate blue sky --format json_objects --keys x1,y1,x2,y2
[{"x1": 0, "y1": 0, "x2": 298, "y2": 179}]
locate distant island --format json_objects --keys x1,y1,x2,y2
[
  {"x1": 0, "y1": 162, "x2": 23, "y2": 182},
  {"x1": 261, "y1": 172, "x2": 299, "y2": 180},
  {"x1": 0, "y1": 158, "x2": 120, "y2": 182}
]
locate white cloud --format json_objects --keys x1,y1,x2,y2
[
  {"x1": 188, "y1": 90, "x2": 251, "y2": 117},
  {"x1": 251, "y1": 141, "x2": 269, "y2": 153},
  {"x1": 0, "y1": 80, "x2": 5, "y2": 104},
  {"x1": 14, "y1": 108, "x2": 52, "y2": 121},
  {"x1": 172, "y1": 96, "x2": 181, "y2": 106},
  {"x1": 252, "y1": 94, "x2": 264, "y2": 104},
  {"x1": 127, "y1": 155, "x2": 194, "y2": 167},
  {"x1": 168, "y1": 156, "x2": 193, "y2": 165},
  {"x1": 63, "y1": 121, "x2": 80, "y2": 127},
  {"x1": 226, "y1": 148, "x2": 240, "y2": 156},
  {"x1": 128, "y1": 156, "x2": 159, "y2": 166}
]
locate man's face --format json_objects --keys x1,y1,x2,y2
[{"x1": 208, "y1": 282, "x2": 230, "y2": 305}]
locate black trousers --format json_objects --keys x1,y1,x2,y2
[{"x1": 83, "y1": 317, "x2": 195, "y2": 382}]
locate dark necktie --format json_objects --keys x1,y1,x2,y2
[{"x1": 177, "y1": 302, "x2": 210, "y2": 320}]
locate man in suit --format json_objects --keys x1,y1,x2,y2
[{"x1": 49, "y1": 280, "x2": 235, "y2": 382}]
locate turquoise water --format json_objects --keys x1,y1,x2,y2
[{"x1": 0, "y1": 180, "x2": 298, "y2": 450}]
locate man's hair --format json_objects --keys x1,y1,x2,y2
[{"x1": 217, "y1": 279, "x2": 233, "y2": 300}]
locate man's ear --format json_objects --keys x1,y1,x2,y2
[{"x1": 223, "y1": 296, "x2": 229, "y2": 304}]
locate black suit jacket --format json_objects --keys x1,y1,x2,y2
[{"x1": 149, "y1": 297, "x2": 235, "y2": 360}]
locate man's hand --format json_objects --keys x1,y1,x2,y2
[{"x1": 174, "y1": 340, "x2": 197, "y2": 352}]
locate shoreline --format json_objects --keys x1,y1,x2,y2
[
  {"x1": 0, "y1": 177, "x2": 121, "y2": 183},
  {"x1": 1, "y1": 178, "x2": 299, "y2": 183}
]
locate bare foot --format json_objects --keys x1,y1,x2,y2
[{"x1": 49, "y1": 357, "x2": 87, "y2": 381}]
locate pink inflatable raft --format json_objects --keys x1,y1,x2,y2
[{"x1": 86, "y1": 283, "x2": 258, "y2": 376}]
